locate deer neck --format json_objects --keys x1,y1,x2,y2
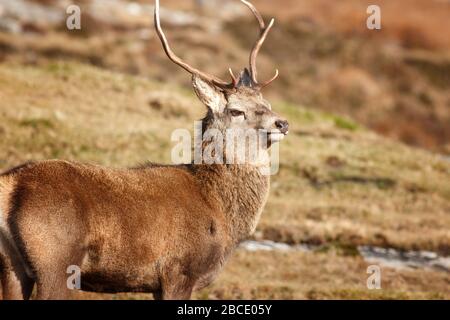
[
  {"x1": 192, "y1": 134, "x2": 271, "y2": 243},
  {"x1": 193, "y1": 164, "x2": 270, "y2": 244}
]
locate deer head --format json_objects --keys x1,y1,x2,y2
[{"x1": 154, "y1": 0, "x2": 289, "y2": 155}]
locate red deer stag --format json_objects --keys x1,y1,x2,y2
[{"x1": 0, "y1": 0, "x2": 288, "y2": 300}]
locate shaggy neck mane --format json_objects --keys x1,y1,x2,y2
[{"x1": 191, "y1": 164, "x2": 270, "y2": 244}]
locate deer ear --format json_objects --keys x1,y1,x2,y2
[{"x1": 192, "y1": 75, "x2": 226, "y2": 113}]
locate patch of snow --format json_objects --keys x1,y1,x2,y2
[
  {"x1": 240, "y1": 240, "x2": 450, "y2": 273},
  {"x1": 358, "y1": 246, "x2": 450, "y2": 272},
  {"x1": 240, "y1": 240, "x2": 311, "y2": 252}
]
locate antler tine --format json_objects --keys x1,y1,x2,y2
[
  {"x1": 154, "y1": 0, "x2": 232, "y2": 88},
  {"x1": 228, "y1": 68, "x2": 239, "y2": 87},
  {"x1": 249, "y1": 17, "x2": 275, "y2": 84},
  {"x1": 240, "y1": 0, "x2": 265, "y2": 29},
  {"x1": 259, "y1": 69, "x2": 279, "y2": 88},
  {"x1": 241, "y1": 0, "x2": 278, "y2": 87}
]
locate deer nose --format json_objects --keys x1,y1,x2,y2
[{"x1": 275, "y1": 120, "x2": 289, "y2": 134}]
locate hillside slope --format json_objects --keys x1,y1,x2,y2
[
  {"x1": 1, "y1": 0, "x2": 449, "y2": 152},
  {"x1": 0, "y1": 62, "x2": 449, "y2": 299}
]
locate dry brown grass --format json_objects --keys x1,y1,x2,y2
[
  {"x1": 74, "y1": 249, "x2": 450, "y2": 300},
  {"x1": 194, "y1": 249, "x2": 450, "y2": 300},
  {"x1": 0, "y1": 61, "x2": 449, "y2": 299}
]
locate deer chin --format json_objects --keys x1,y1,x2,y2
[{"x1": 268, "y1": 131, "x2": 286, "y2": 143}]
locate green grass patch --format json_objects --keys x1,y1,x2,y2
[
  {"x1": 333, "y1": 116, "x2": 359, "y2": 131},
  {"x1": 19, "y1": 118, "x2": 55, "y2": 129}
]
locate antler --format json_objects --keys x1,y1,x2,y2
[
  {"x1": 154, "y1": 0, "x2": 235, "y2": 89},
  {"x1": 241, "y1": 0, "x2": 279, "y2": 88},
  {"x1": 154, "y1": 0, "x2": 278, "y2": 90}
]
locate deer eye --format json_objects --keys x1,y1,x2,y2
[{"x1": 229, "y1": 109, "x2": 245, "y2": 118}]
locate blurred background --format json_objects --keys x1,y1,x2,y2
[{"x1": 0, "y1": 0, "x2": 449, "y2": 299}]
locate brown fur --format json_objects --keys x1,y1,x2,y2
[{"x1": 0, "y1": 157, "x2": 270, "y2": 299}]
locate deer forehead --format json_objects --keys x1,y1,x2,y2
[{"x1": 226, "y1": 91, "x2": 271, "y2": 111}]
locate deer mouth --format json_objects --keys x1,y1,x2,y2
[{"x1": 268, "y1": 131, "x2": 287, "y2": 143}]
